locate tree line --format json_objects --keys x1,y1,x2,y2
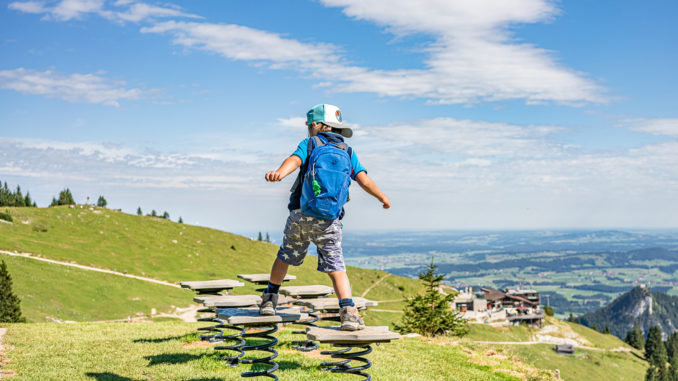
[
  {"x1": 0, "y1": 180, "x2": 36, "y2": 207},
  {"x1": 634, "y1": 324, "x2": 678, "y2": 381}
]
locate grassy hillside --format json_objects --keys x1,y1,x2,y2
[
  {"x1": 0, "y1": 206, "x2": 421, "y2": 325},
  {"x1": 0, "y1": 322, "x2": 557, "y2": 381},
  {"x1": 464, "y1": 318, "x2": 647, "y2": 381},
  {"x1": 2, "y1": 255, "x2": 192, "y2": 323}
]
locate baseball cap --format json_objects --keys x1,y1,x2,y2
[{"x1": 306, "y1": 104, "x2": 353, "y2": 138}]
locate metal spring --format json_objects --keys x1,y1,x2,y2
[
  {"x1": 197, "y1": 307, "x2": 224, "y2": 343},
  {"x1": 241, "y1": 324, "x2": 280, "y2": 380},
  {"x1": 213, "y1": 323, "x2": 246, "y2": 367},
  {"x1": 320, "y1": 344, "x2": 373, "y2": 381},
  {"x1": 291, "y1": 310, "x2": 320, "y2": 352}
]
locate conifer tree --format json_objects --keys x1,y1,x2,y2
[
  {"x1": 603, "y1": 325, "x2": 611, "y2": 334},
  {"x1": 647, "y1": 326, "x2": 668, "y2": 367},
  {"x1": 137, "y1": 207, "x2": 142, "y2": 216},
  {"x1": 0, "y1": 260, "x2": 26, "y2": 323},
  {"x1": 162, "y1": 211, "x2": 170, "y2": 220},
  {"x1": 151, "y1": 210, "x2": 157, "y2": 217},
  {"x1": 258, "y1": 232, "x2": 263, "y2": 241},
  {"x1": 96, "y1": 196, "x2": 107, "y2": 208},
  {"x1": 593, "y1": 324, "x2": 599, "y2": 332},
  {"x1": 54, "y1": 188, "x2": 75, "y2": 206},
  {"x1": 667, "y1": 332, "x2": 678, "y2": 361},
  {"x1": 14, "y1": 186, "x2": 25, "y2": 207},
  {"x1": 178, "y1": 216, "x2": 183, "y2": 224},
  {"x1": 24, "y1": 192, "x2": 33, "y2": 207},
  {"x1": 265, "y1": 232, "x2": 270, "y2": 243},
  {"x1": 394, "y1": 259, "x2": 468, "y2": 337}
]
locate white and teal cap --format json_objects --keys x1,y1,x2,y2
[{"x1": 306, "y1": 104, "x2": 353, "y2": 138}]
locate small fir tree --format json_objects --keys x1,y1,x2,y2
[
  {"x1": 603, "y1": 325, "x2": 611, "y2": 334},
  {"x1": 265, "y1": 232, "x2": 270, "y2": 243},
  {"x1": 96, "y1": 195, "x2": 107, "y2": 208},
  {"x1": 162, "y1": 211, "x2": 170, "y2": 220},
  {"x1": 151, "y1": 210, "x2": 157, "y2": 217},
  {"x1": 58, "y1": 188, "x2": 75, "y2": 205},
  {"x1": 629, "y1": 321, "x2": 646, "y2": 350},
  {"x1": 137, "y1": 207, "x2": 142, "y2": 216},
  {"x1": 178, "y1": 216, "x2": 183, "y2": 224},
  {"x1": 543, "y1": 305, "x2": 554, "y2": 316},
  {"x1": 257, "y1": 232, "x2": 263, "y2": 241},
  {"x1": 393, "y1": 259, "x2": 467, "y2": 337},
  {"x1": 0, "y1": 260, "x2": 26, "y2": 323}
]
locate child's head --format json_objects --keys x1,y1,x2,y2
[
  {"x1": 306, "y1": 104, "x2": 353, "y2": 138},
  {"x1": 307, "y1": 122, "x2": 339, "y2": 137}
]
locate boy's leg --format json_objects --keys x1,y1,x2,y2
[
  {"x1": 327, "y1": 270, "x2": 352, "y2": 299},
  {"x1": 260, "y1": 211, "x2": 311, "y2": 316},
  {"x1": 313, "y1": 219, "x2": 365, "y2": 330},
  {"x1": 270, "y1": 257, "x2": 289, "y2": 286}
]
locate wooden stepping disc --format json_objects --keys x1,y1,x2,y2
[
  {"x1": 294, "y1": 297, "x2": 377, "y2": 311},
  {"x1": 306, "y1": 326, "x2": 401, "y2": 344},
  {"x1": 194, "y1": 294, "x2": 261, "y2": 307},
  {"x1": 237, "y1": 273, "x2": 296, "y2": 284},
  {"x1": 217, "y1": 307, "x2": 307, "y2": 325},
  {"x1": 279, "y1": 285, "x2": 334, "y2": 298},
  {"x1": 180, "y1": 279, "x2": 244, "y2": 292}
]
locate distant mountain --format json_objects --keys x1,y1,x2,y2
[{"x1": 581, "y1": 286, "x2": 678, "y2": 339}]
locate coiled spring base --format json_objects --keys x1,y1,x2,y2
[
  {"x1": 292, "y1": 310, "x2": 320, "y2": 352},
  {"x1": 241, "y1": 324, "x2": 279, "y2": 380},
  {"x1": 320, "y1": 344, "x2": 373, "y2": 380}
]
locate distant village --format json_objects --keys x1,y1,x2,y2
[{"x1": 449, "y1": 286, "x2": 545, "y2": 328}]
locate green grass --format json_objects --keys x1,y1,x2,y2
[
  {"x1": 0, "y1": 321, "x2": 557, "y2": 381},
  {"x1": 465, "y1": 323, "x2": 537, "y2": 342},
  {"x1": 1, "y1": 254, "x2": 192, "y2": 323},
  {"x1": 0, "y1": 206, "x2": 423, "y2": 325},
  {"x1": 504, "y1": 344, "x2": 647, "y2": 381}
]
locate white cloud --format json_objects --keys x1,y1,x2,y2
[
  {"x1": 319, "y1": 0, "x2": 601, "y2": 104},
  {"x1": 141, "y1": 21, "x2": 338, "y2": 64},
  {"x1": 7, "y1": 1, "x2": 45, "y2": 14},
  {"x1": 107, "y1": 2, "x2": 202, "y2": 23},
  {"x1": 50, "y1": 0, "x2": 104, "y2": 21},
  {"x1": 627, "y1": 118, "x2": 678, "y2": 137},
  {"x1": 364, "y1": 117, "x2": 562, "y2": 158},
  {"x1": 10, "y1": 0, "x2": 602, "y2": 104},
  {"x1": 0, "y1": 68, "x2": 144, "y2": 107},
  {"x1": 8, "y1": 0, "x2": 199, "y2": 23}
]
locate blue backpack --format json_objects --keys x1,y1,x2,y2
[{"x1": 300, "y1": 135, "x2": 352, "y2": 220}]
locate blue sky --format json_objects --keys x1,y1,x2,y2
[{"x1": 1, "y1": 0, "x2": 677, "y2": 234}]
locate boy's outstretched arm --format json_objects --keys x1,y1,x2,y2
[
  {"x1": 265, "y1": 155, "x2": 302, "y2": 182},
  {"x1": 355, "y1": 171, "x2": 391, "y2": 209}
]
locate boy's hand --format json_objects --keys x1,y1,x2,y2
[
  {"x1": 265, "y1": 171, "x2": 284, "y2": 182},
  {"x1": 380, "y1": 195, "x2": 391, "y2": 209}
]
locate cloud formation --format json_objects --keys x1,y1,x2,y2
[
  {"x1": 627, "y1": 118, "x2": 678, "y2": 137},
  {"x1": 0, "y1": 68, "x2": 144, "y2": 107},
  {"x1": 10, "y1": 0, "x2": 603, "y2": 105},
  {"x1": 8, "y1": 0, "x2": 200, "y2": 22}
]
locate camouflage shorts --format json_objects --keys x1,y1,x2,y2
[{"x1": 277, "y1": 210, "x2": 345, "y2": 272}]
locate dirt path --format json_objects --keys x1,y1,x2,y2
[
  {"x1": 0, "y1": 250, "x2": 180, "y2": 288},
  {"x1": 361, "y1": 273, "x2": 390, "y2": 298}
]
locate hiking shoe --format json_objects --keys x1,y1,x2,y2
[
  {"x1": 259, "y1": 293, "x2": 278, "y2": 316},
  {"x1": 340, "y1": 306, "x2": 365, "y2": 331}
]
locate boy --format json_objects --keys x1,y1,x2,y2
[{"x1": 260, "y1": 104, "x2": 390, "y2": 331}]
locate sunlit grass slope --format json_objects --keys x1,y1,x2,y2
[
  {"x1": 0, "y1": 206, "x2": 421, "y2": 324},
  {"x1": 2, "y1": 254, "x2": 192, "y2": 323},
  {"x1": 1, "y1": 322, "x2": 557, "y2": 381},
  {"x1": 465, "y1": 318, "x2": 647, "y2": 381}
]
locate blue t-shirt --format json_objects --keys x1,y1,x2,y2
[{"x1": 292, "y1": 135, "x2": 367, "y2": 180}]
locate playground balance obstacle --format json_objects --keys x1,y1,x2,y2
[{"x1": 182, "y1": 275, "x2": 401, "y2": 380}]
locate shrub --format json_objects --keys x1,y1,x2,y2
[
  {"x1": 393, "y1": 259, "x2": 468, "y2": 337},
  {"x1": 0, "y1": 211, "x2": 12, "y2": 222}
]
